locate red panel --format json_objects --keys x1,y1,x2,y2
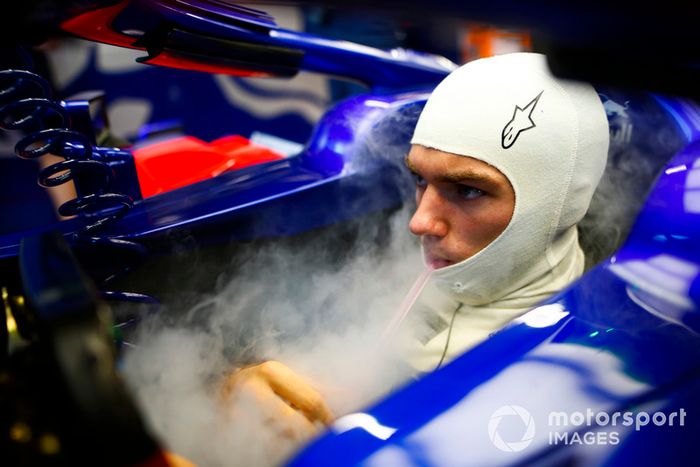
[
  {"x1": 133, "y1": 135, "x2": 285, "y2": 198},
  {"x1": 142, "y1": 51, "x2": 273, "y2": 78},
  {"x1": 61, "y1": 1, "x2": 139, "y2": 49},
  {"x1": 61, "y1": 2, "x2": 276, "y2": 78}
]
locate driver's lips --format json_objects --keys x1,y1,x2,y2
[
  {"x1": 427, "y1": 256, "x2": 453, "y2": 270},
  {"x1": 422, "y1": 242, "x2": 456, "y2": 270}
]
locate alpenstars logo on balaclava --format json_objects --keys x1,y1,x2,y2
[{"x1": 501, "y1": 91, "x2": 543, "y2": 149}]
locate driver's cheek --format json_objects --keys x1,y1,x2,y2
[{"x1": 455, "y1": 202, "x2": 509, "y2": 252}]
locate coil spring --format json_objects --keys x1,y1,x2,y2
[
  {"x1": 0, "y1": 68, "x2": 156, "y2": 307},
  {"x1": 0, "y1": 69, "x2": 135, "y2": 229}
]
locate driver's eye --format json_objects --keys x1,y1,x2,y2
[
  {"x1": 458, "y1": 185, "x2": 485, "y2": 200},
  {"x1": 413, "y1": 173, "x2": 427, "y2": 188}
]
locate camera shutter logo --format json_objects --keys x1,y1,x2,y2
[{"x1": 488, "y1": 405, "x2": 536, "y2": 452}]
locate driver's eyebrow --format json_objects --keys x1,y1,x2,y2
[
  {"x1": 405, "y1": 153, "x2": 500, "y2": 186},
  {"x1": 440, "y1": 169, "x2": 499, "y2": 186},
  {"x1": 405, "y1": 153, "x2": 419, "y2": 174}
]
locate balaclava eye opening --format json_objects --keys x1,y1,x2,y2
[{"x1": 410, "y1": 53, "x2": 610, "y2": 306}]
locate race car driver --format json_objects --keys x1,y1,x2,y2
[{"x1": 220, "y1": 52, "x2": 610, "y2": 439}]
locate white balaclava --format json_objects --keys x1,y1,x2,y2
[{"x1": 410, "y1": 53, "x2": 609, "y2": 307}]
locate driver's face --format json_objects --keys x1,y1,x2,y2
[{"x1": 406, "y1": 145, "x2": 515, "y2": 270}]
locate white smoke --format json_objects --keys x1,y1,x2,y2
[
  {"x1": 122, "y1": 205, "x2": 423, "y2": 466},
  {"x1": 579, "y1": 89, "x2": 687, "y2": 268}
]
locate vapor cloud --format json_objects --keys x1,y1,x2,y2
[{"x1": 122, "y1": 206, "x2": 422, "y2": 466}]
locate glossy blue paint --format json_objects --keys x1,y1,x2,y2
[
  {"x1": 0, "y1": 91, "x2": 427, "y2": 259},
  {"x1": 121, "y1": 0, "x2": 455, "y2": 90},
  {"x1": 652, "y1": 95, "x2": 700, "y2": 143},
  {"x1": 289, "y1": 101, "x2": 700, "y2": 465}
]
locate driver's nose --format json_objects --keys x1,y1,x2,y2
[{"x1": 409, "y1": 185, "x2": 448, "y2": 238}]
